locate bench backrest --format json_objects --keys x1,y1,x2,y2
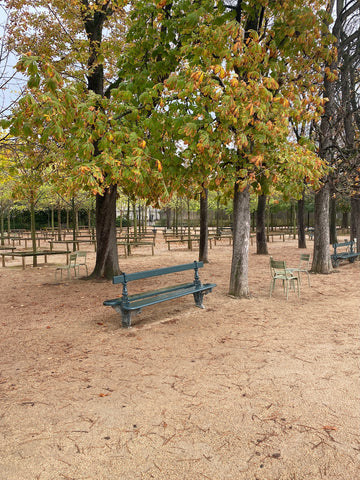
[
  {"x1": 113, "y1": 261, "x2": 203, "y2": 285},
  {"x1": 333, "y1": 241, "x2": 354, "y2": 253}
]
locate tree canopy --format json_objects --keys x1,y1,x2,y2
[{"x1": 2, "y1": 0, "x2": 343, "y2": 289}]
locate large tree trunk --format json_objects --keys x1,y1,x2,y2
[
  {"x1": 256, "y1": 194, "x2": 268, "y2": 255},
  {"x1": 91, "y1": 185, "x2": 121, "y2": 279},
  {"x1": 199, "y1": 187, "x2": 209, "y2": 263},
  {"x1": 312, "y1": 182, "x2": 332, "y2": 273},
  {"x1": 82, "y1": 5, "x2": 120, "y2": 278},
  {"x1": 312, "y1": 27, "x2": 336, "y2": 273},
  {"x1": 297, "y1": 194, "x2": 306, "y2": 248},
  {"x1": 229, "y1": 184, "x2": 250, "y2": 297},
  {"x1": 350, "y1": 196, "x2": 360, "y2": 251}
]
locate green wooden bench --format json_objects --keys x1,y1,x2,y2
[
  {"x1": 331, "y1": 240, "x2": 360, "y2": 267},
  {"x1": 103, "y1": 261, "x2": 216, "y2": 327}
]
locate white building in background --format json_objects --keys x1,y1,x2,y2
[{"x1": 116, "y1": 204, "x2": 162, "y2": 226}]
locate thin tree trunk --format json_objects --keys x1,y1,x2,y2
[
  {"x1": 229, "y1": 184, "x2": 250, "y2": 298},
  {"x1": 199, "y1": 187, "x2": 209, "y2": 263},
  {"x1": 92, "y1": 185, "x2": 121, "y2": 279},
  {"x1": 297, "y1": 194, "x2": 306, "y2": 249},
  {"x1": 71, "y1": 198, "x2": 77, "y2": 252},
  {"x1": 57, "y1": 207, "x2": 62, "y2": 241},
  {"x1": 329, "y1": 187, "x2": 337, "y2": 245},
  {"x1": 0, "y1": 212, "x2": 4, "y2": 246},
  {"x1": 30, "y1": 196, "x2": 37, "y2": 266},
  {"x1": 187, "y1": 199, "x2": 191, "y2": 249},
  {"x1": 7, "y1": 212, "x2": 11, "y2": 238},
  {"x1": 51, "y1": 207, "x2": 55, "y2": 235},
  {"x1": 256, "y1": 194, "x2": 268, "y2": 255},
  {"x1": 133, "y1": 202, "x2": 138, "y2": 242}
]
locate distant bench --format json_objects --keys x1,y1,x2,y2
[
  {"x1": 331, "y1": 240, "x2": 360, "y2": 267},
  {"x1": 166, "y1": 236, "x2": 213, "y2": 251},
  {"x1": 103, "y1": 261, "x2": 216, "y2": 327},
  {"x1": 1, "y1": 250, "x2": 70, "y2": 269},
  {"x1": 117, "y1": 241, "x2": 155, "y2": 257},
  {"x1": 49, "y1": 239, "x2": 96, "y2": 252}
]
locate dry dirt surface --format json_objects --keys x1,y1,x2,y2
[{"x1": 1, "y1": 235, "x2": 359, "y2": 480}]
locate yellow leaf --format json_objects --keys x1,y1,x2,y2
[{"x1": 156, "y1": 160, "x2": 162, "y2": 172}]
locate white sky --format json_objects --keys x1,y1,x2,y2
[{"x1": 0, "y1": 3, "x2": 26, "y2": 116}]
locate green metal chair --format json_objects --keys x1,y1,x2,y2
[
  {"x1": 269, "y1": 256, "x2": 300, "y2": 300},
  {"x1": 75, "y1": 251, "x2": 88, "y2": 276},
  {"x1": 289, "y1": 254, "x2": 311, "y2": 287},
  {"x1": 55, "y1": 253, "x2": 77, "y2": 280}
]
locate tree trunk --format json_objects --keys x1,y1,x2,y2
[
  {"x1": 0, "y1": 212, "x2": 4, "y2": 246},
  {"x1": 133, "y1": 202, "x2": 138, "y2": 242},
  {"x1": 341, "y1": 211, "x2": 348, "y2": 229},
  {"x1": 91, "y1": 185, "x2": 121, "y2": 279},
  {"x1": 256, "y1": 194, "x2": 268, "y2": 255},
  {"x1": 229, "y1": 184, "x2": 250, "y2": 298},
  {"x1": 81, "y1": 5, "x2": 120, "y2": 278},
  {"x1": 350, "y1": 196, "x2": 360, "y2": 251},
  {"x1": 199, "y1": 187, "x2": 209, "y2": 263},
  {"x1": 30, "y1": 196, "x2": 37, "y2": 267},
  {"x1": 57, "y1": 207, "x2": 62, "y2": 241},
  {"x1": 297, "y1": 194, "x2": 306, "y2": 248},
  {"x1": 312, "y1": 182, "x2": 332, "y2": 273},
  {"x1": 51, "y1": 207, "x2": 55, "y2": 235},
  {"x1": 7, "y1": 212, "x2": 11, "y2": 238},
  {"x1": 71, "y1": 198, "x2": 77, "y2": 252},
  {"x1": 329, "y1": 189, "x2": 337, "y2": 245},
  {"x1": 312, "y1": 21, "x2": 337, "y2": 273},
  {"x1": 166, "y1": 207, "x2": 171, "y2": 229}
]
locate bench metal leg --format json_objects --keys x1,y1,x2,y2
[
  {"x1": 113, "y1": 305, "x2": 134, "y2": 328},
  {"x1": 193, "y1": 291, "x2": 205, "y2": 309}
]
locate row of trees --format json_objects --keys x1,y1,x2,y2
[{"x1": 1, "y1": 0, "x2": 360, "y2": 297}]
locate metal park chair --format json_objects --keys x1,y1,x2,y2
[
  {"x1": 55, "y1": 253, "x2": 77, "y2": 280},
  {"x1": 288, "y1": 254, "x2": 311, "y2": 287},
  {"x1": 74, "y1": 251, "x2": 88, "y2": 276},
  {"x1": 269, "y1": 256, "x2": 300, "y2": 300}
]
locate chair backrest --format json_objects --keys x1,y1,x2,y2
[
  {"x1": 76, "y1": 251, "x2": 87, "y2": 263},
  {"x1": 270, "y1": 256, "x2": 288, "y2": 276},
  {"x1": 69, "y1": 253, "x2": 77, "y2": 265},
  {"x1": 299, "y1": 253, "x2": 310, "y2": 269}
]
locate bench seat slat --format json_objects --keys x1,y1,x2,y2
[
  {"x1": 103, "y1": 282, "x2": 193, "y2": 306},
  {"x1": 103, "y1": 283, "x2": 216, "y2": 310},
  {"x1": 125, "y1": 283, "x2": 216, "y2": 311}
]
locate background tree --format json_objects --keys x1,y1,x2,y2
[
  {"x1": 4, "y1": 0, "x2": 129, "y2": 278},
  {"x1": 160, "y1": 0, "x2": 331, "y2": 296},
  {"x1": 1, "y1": 139, "x2": 50, "y2": 264},
  {"x1": 312, "y1": 0, "x2": 360, "y2": 272}
]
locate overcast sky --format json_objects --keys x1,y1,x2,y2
[{"x1": 0, "y1": 3, "x2": 26, "y2": 116}]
